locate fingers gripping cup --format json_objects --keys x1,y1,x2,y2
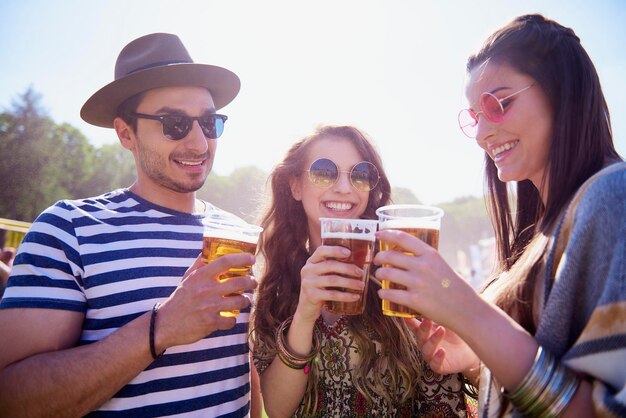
[
  {"x1": 320, "y1": 218, "x2": 378, "y2": 315},
  {"x1": 376, "y1": 204, "x2": 444, "y2": 318},
  {"x1": 202, "y1": 217, "x2": 263, "y2": 317}
]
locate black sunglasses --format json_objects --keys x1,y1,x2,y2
[
  {"x1": 127, "y1": 112, "x2": 228, "y2": 140},
  {"x1": 306, "y1": 158, "x2": 380, "y2": 192}
]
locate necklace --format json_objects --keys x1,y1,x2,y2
[{"x1": 317, "y1": 315, "x2": 349, "y2": 339}]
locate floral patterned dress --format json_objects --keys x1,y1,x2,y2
[{"x1": 254, "y1": 315, "x2": 472, "y2": 417}]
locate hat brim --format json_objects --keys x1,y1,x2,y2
[{"x1": 80, "y1": 63, "x2": 240, "y2": 128}]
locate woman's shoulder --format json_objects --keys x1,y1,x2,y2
[
  {"x1": 573, "y1": 162, "x2": 626, "y2": 215},
  {"x1": 585, "y1": 161, "x2": 626, "y2": 189}
]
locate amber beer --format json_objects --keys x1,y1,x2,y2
[
  {"x1": 376, "y1": 205, "x2": 444, "y2": 318},
  {"x1": 320, "y1": 218, "x2": 378, "y2": 315},
  {"x1": 202, "y1": 219, "x2": 263, "y2": 317},
  {"x1": 322, "y1": 233, "x2": 375, "y2": 315}
]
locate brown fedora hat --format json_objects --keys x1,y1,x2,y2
[{"x1": 80, "y1": 33, "x2": 240, "y2": 128}]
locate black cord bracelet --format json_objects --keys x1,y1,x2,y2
[{"x1": 149, "y1": 303, "x2": 164, "y2": 360}]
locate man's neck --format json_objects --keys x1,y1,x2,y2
[{"x1": 129, "y1": 182, "x2": 198, "y2": 214}]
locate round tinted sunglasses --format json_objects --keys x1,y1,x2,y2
[
  {"x1": 306, "y1": 158, "x2": 380, "y2": 192},
  {"x1": 458, "y1": 84, "x2": 534, "y2": 138},
  {"x1": 127, "y1": 112, "x2": 228, "y2": 140}
]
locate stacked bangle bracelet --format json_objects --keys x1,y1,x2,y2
[
  {"x1": 504, "y1": 346, "x2": 580, "y2": 417},
  {"x1": 275, "y1": 315, "x2": 321, "y2": 375}
]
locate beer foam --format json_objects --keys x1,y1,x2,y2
[
  {"x1": 321, "y1": 231, "x2": 376, "y2": 241},
  {"x1": 203, "y1": 226, "x2": 262, "y2": 244},
  {"x1": 378, "y1": 218, "x2": 439, "y2": 230}
]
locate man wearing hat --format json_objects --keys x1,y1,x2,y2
[{"x1": 0, "y1": 33, "x2": 261, "y2": 417}]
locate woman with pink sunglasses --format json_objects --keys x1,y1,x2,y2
[
  {"x1": 375, "y1": 14, "x2": 625, "y2": 417},
  {"x1": 251, "y1": 125, "x2": 471, "y2": 417}
]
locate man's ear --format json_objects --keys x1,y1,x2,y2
[
  {"x1": 114, "y1": 117, "x2": 135, "y2": 151},
  {"x1": 289, "y1": 177, "x2": 302, "y2": 201}
]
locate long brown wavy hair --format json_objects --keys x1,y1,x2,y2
[
  {"x1": 470, "y1": 15, "x2": 622, "y2": 333},
  {"x1": 251, "y1": 125, "x2": 423, "y2": 414}
]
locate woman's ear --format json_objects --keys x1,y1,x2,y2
[{"x1": 289, "y1": 177, "x2": 303, "y2": 201}]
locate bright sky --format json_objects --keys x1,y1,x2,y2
[{"x1": 1, "y1": 0, "x2": 624, "y2": 204}]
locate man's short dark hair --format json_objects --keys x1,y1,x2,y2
[{"x1": 116, "y1": 91, "x2": 146, "y2": 132}]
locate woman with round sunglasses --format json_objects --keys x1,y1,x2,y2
[
  {"x1": 375, "y1": 14, "x2": 625, "y2": 418},
  {"x1": 251, "y1": 125, "x2": 470, "y2": 417}
]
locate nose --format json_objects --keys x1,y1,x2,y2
[
  {"x1": 332, "y1": 171, "x2": 352, "y2": 193},
  {"x1": 475, "y1": 116, "x2": 496, "y2": 147},
  {"x1": 184, "y1": 120, "x2": 210, "y2": 153}
]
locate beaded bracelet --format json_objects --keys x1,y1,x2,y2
[
  {"x1": 504, "y1": 345, "x2": 580, "y2": 417},
  {"x1": 275, "y1": 316, "x2": 321, "y2": 374},
  {"x1": 149, "y1": 303, "x2": 166, "y2": 360}
]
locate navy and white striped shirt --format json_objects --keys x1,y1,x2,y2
[{"x1": 1, "y1": 189, "x2": 253, "y2": 417}]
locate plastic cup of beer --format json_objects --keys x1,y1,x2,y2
[
  {"x1": 376, "y1": 204, "x2": 444, "y2": 318},
  {"x1": 320, "y1": 218, "x2": 378, "y2": 315},
  {"x1": 201, "y1": 217, "x2": 263, "y2": 317}
]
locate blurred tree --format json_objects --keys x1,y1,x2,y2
[
  {"x1": 0, "y1": 88, "x2": 69, "y2": 221},
  {"x1": 438, "y1": 196, "x2": 494, "y2": 277},
  {"x1": 199, "y1": 166, "x2": 268, "y2": 223},
  {"x1": 390, "y1": 187, "x2": 420, "y2": 204},
  {"x1": 55, "y1": 123, "x2": 97, "y2": 198},
  {"x1": 81, "y1": 143, "x2": 135, "y2": 195}
]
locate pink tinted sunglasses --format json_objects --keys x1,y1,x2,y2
[{"x1": 458, "y1": 84, "x2": 534, "y2": 138}]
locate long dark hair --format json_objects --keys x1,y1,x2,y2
[
  {"x1": 252, "y1": 125, "x2": 422, "y2": 413},
  {"x1": 470, "y1": 14, "x2": 621, "y2": 331}
]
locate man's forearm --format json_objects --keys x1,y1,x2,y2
[{"x1": 0, "y1": 313, "x2": 154, "y2": 417}]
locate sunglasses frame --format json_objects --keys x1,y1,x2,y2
[
  {"x1": 458, "y1": 83, "x2": 534, "y2": 138},
  {"x1": 306, "y1": 158, "x2": 380, "y2": 192},
  {"x1": 127, "y1": 112, "x2": 228, "y2": 140}
]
